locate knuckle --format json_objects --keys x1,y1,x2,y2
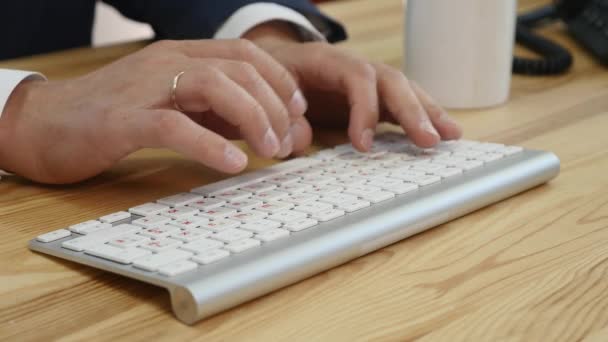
[
  {"x1": 355, "y1": 62, "x2": 377, "y2": 82},
  {"x1": 232, "y1": 39, "x2": 259, "y2": 57},
  {"x1": 383, "y1": 67, "x2": 407, "y2": 83},
  {"x1": 233, "y1": 61, "x2": 257, "y2": 77},
  {"x1": 195, "y1": 66, "x2": 222, "y2": 89}
]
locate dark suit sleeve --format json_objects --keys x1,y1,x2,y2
[{"x1": 103, "y1": 0, "x2": 347, "y2": 43}]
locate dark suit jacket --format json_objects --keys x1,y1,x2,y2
[{"x1": 0, "y1": 0, "x2": 346, "y2": 60}]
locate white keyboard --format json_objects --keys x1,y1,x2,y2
[{"x1": 29, "y1": 131, "x2": 560, "y2": 324}]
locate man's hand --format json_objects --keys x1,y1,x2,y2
[
  {"x1": 245, "y1": 22, "x2": 463, "y2": 154},
  {"x1": 0, "y1": 39, "x2": 308, "y2": 184}
]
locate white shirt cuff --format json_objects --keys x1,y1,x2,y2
[
  {"x1": 0, "y1": 69, "x2": 46, "y2": 178},
  {"x1": 214, "y1": 3, "x2": 327, "y2": 42}
]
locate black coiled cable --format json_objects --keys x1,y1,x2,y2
[{"x1": 513, "y1": 4, "x2": 574, "y2": 75}]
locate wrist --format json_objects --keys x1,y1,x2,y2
[
  {"x1": 0, "y1": 79, "x2": 44, "y2": 174},
  {"x1": 243, "y1": 21, "x2": 302, "y2": 49}
]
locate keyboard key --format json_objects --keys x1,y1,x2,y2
[
  {"x1": 282, "y1": 193, "x2": 319, "y2": 205},
  {"x1": 278, "y1": 183, "x2": 313, "y2": 194},
  {"x1": 99, "y1": 211, "x2": 131, "y2": 224},
  {"x1": 230, "y1": 210, "x2": 268, "y2": 223},
  {"x1": 295, "y1": 201, "x2": 334, "y2": 214},
  {"x1": 266, "y1": 174, "x2": 301, "y2": 186},
  {"x1": 225, "y1": 199, "x2": 263, "y2": 211},
  {"x1": 240, "y1": 219, "x2": 282, "y2": 233},
  {"x1": 108, "y1": 234, "x2": 150, "y2": 248},
  {"x1": 454, "y1": 160, "x2": 484, "y2": 170},
  {"x1": 133, "y1": 249, "x2": 193, "y2": 272},
  {"x1": 129, "y1": 203, "x2": 169, "y2": 216},
  {"x1": 255, "y1": 228, "x2": 290, "y2": 242},
  {"x1": 187, "y1": 198, "x2": 226, "y2": 211},
  {"x1": 211, "y1": 228, "x2": 253, "y2": 243},
  {"x1": 85, "y1": 245, "x2": 151, "y2": 264},
  {"x1": 319, "y1": 193, "x2": 358, "y2": 205},
  {"x1": 432, "y1": 167, "x2": 463, "y2": 178},
  {"x1": 191, "y1": 249, "x2": 230, "y2": 265},
  {"x1": 283, "y1": 218, "x2": 318, "y2": 232},
  {"x1": 256, "y1": 201, "x2": 294, "y2": 213},
  {"x1": 181, "y1": 238, "x2": 224, "y2": 254},
  {"x1": 498, "y1": 146, "x2": 523, "y2": 155},
  {"x1": 140, "y1": 225, "x2": 180, "y2": 238},
  {"x1": 200, "y1": 219, "x2": 241, "y2": 232},
  {"x1": 387, "y1": 182, "x2": 419, "y2": 195},
  {"x1": 433, "y1": 156, "x2": 469, "y2": 166},
  {"x1": 452, "y1": 149, "x2": 486, "y2": 159},
  {"x1": 223, "y1": 238, "x2": 261, "y2": 253},
  {"x1": 410, "y1": 163, "x2": 446, "y2": 173},
  {"x1": 157, "y1": 193, "x2": 204, "y2": 207},
  {"x1": 213, "y1": 190, "x2": 252, "y2": 202},
  {"x1": 343, "y1": 185, "x2": 383, "y2": 197},
  {"x1": 336, "y1": 200, "x2": 371, "y2": 213},
  {"x1": 289, "y1": 168, "x2": 324, "y2": 178},
  {"x1": 139, "y1": 238, "x2": 183, "y2": 252},
  {"x1": 392, "y1": 174, "x2": 441, "y2": 186},
  {"x1": 301, "y1": 175, "x2": 336, "y2": 186},
  {"x1": 360, "y1": 191, "x2": 395, "y2": 203},
  {"x1": 69, "y1": 220, "x2": 111, "y2": 235},
  {"x1": 170, "y1": 228, "x2": 212, "y2": 242},
  {"x1": 168, "y1": 217, "x2": 209, "y2": 229},
  {"x1": 36, "y1": 229, "x2": 71, "y2": 243},
  {"x1": 366, "y1": 177, "x2": 406, "y2": 190},
  {"x1": 268, "y1": 210, "x2": 308, "y2": 223},
  {"x1": 475, "y1": 153, "x2": 504, "y2": 163},
  {"x1": 253, "y1": 190, "x2": 290, "y2": 201},
  {"x1": 132, "y1": 215, "x2": 171, "y2": 228},
  {"x1": 158, "y1": 260, "x2": 198, "y2": 277},
  {"x1": 160, "y1": 207, "x2": 199, "y2": 219},
  {"x1": 240, "y1": 182, "x2": 277, "y2": 194},
  {"x1": 62, "y1": 224, "x2": 141, "y2": 252},
  {"x1": 306, "y1": 185, "x2": 344, "y2": 196},
  {"x1": 311, "y1": 208, "x2": 345, "y2": 222},
  {"x1": 198, "y1": 207, "x2": 238, "y2": 220}
]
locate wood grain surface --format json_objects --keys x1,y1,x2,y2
[{"x1": 1, "y1": 0, "x2": 608, "y2": 340}]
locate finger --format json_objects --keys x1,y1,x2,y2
[
  {"x1": 410, "y1": 82, "x2": 463, "y2": 140},
  {"x1": 207, "y1": 59, "x2": 294, "y2": 158},
  {"x1": 174, "y1": 39, "x2": 308, "y2": 118},
  {"x1": 174, "y1": 65, "x2": 281, "y2": 158},
  {"x1": 374, "y1": 63, "x2": 440, "y2": 148},
  {"x1": 294, "y1": 43, "x2": 379, "y2": 152},
  {"x1": 127, "y1": 109, "x2": 248, "y2": 173},
  {"x1": 289, "y1": 116, "x2": 313, "y2": 156}
]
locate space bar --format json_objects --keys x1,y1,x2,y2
[{"x1": 190, "y1": 157, "x2": 320, "y2": 196}]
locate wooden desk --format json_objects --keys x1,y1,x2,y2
[{"x1": 2, "y1": 0, "x2": 608, "y2": 340}]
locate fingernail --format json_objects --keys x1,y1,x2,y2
[
  {"x1": 360, "y1": 128, "x2": 375, "y2": 151},
  {"x1": 440, "y1": 110, "x2": 458, "y2": 125},
  {"x1": 264, "y1": 127, "x2": 281, "y2": 156},
  {"x1": 288, "y1": 90, "x2": 308, "y2": 117},
  {"x1": 277, "y1": 132, "x2": 293, "y2": 159},
  {"x1": 224, "y1": 145, "x2": 247, "y2": 170},
  {"x1": 419, "y1": 119, "x2": 440, "y2": 138}
]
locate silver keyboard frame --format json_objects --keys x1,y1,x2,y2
[{"x1": 29, "y1": 149, "x2": 560, "y2": 324}]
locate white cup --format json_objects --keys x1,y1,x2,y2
[{"x1": 404, "y1": 0, "x2": 518, "y2": 109}]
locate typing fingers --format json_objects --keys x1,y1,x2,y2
[
  {"x1": 124, "y1": 109, "x2": 248, "y2": 174},
  {"x1": 174, "y1": 39, "x2": 307, "y2": 118},
  {"x1": 410, "y1": 81, "x2": 462, "y2": 140},
  {"x1": 287, "y1": 42, "x2": 380, "y2": 152},
  {"x1": 203, "y1": 59, "x2": 295, "y2": 158},
  {"x1": 171, "y1": 64, "x2": 281, "y2": 158}
]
